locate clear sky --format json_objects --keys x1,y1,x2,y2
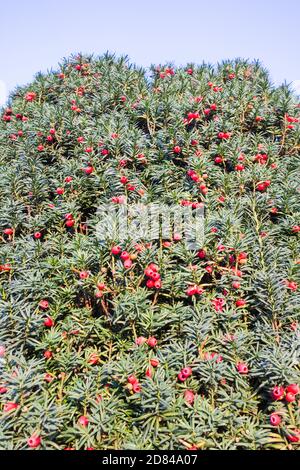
[{"x1": 0, "y1": 0, "x2": 299, "y2": 104}]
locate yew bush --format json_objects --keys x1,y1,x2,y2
[{"x1": 0, "y1": 54, "x2": 299, "y2": 450}]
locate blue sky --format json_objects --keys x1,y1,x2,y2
[{"x1": 0, "y1": 0, "x2": 299, "y2": 104}]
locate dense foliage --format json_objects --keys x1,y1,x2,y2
[{"x1": 0, "y1": 54, "x2": 299, "y2": 450}]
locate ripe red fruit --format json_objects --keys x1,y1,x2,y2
[
  {"x1": 150, "y1": 358, "x2": 159, "y2": 367},
  {"x1": 128, "y1": 375, "x2": 138, "y2": 385},
  {"x1": 177, "y1": 372, "x2": 186, "y2": 382},
  {"x1": 197, "y1": 249, "x2": 206, "y2": 259},
  {"x1": 3, "y1": 228, "x2": 13, "y2": 235},
  {"x1": 173, "y1": 233, "x2": 182, "y2": 241},
  {"x1": 83, "y1": 166, "x2": 94, "y2": 175},
  {"x1": 39, "y1": 300, "x2": 49, "y2": 310},
  {"x1": 173, "y1": 145, "x2": 182, "y2": 154},
  {"x1": 43, "y1": 350, "x2": 52, "y2": 359},
  {"x1": 235, "y1": 164, "x2": 245, "y2": 171},
  {"x1": 236, "y1": 299, "x2": 247, "y2": 308},
  {"x1": 184, "y1": 390, "x2": 195, "y2": 405},
  {"x1": 270, "y1": 413, "x2": 281, "y2": 427},
  {"x1": 285, "y1": 392, "x2": 296, "y2": 403},
  {"x1": 25, "y1": 91, "x2": 36, "y2": 102},
  {"x1": 144, "y1": 267, "x2": 154, "y2": 277},
  {"x1": 111, "y1": 245, "x2": 122, "y2": 255},
  {"x1": 287, "y1": 429, "x2": 300, "y2": 443},
  {"x1": 147, "y1": 337, "x2": 157, "y2": 348},
  {"x1": 146, "y1": 279, "x2": 154, "y2": 288},
  {"x1": 232, "y1": 281, "x2": 241, "y2": 289},
  {"x1": 34, "y1": 232, "x2": 42, "y2": 239},
  {"x1": 43, "y1": 317, "x2": 54, "y2": 327},
  {"x1": 151, "y1": 272, "x2": 160, "y2": 281},
  {"x1": 88, "y1": 353, "x2": 99, "y2": 365},
  {"x1": 79, "y1": 271, "x2": 89, "y2": 279},
  {"x1": 65, "y1": 176, "x2": 73, "y2": 183},
  {"x1": 27, "y1": 434, "x2": 41, "y2": 448},
  {"x1": 120, "y1": 176, "x2": 128, "y2": 184},
  {"x1": 123, "y1": 259, "x2": 132, "y2": 269},
  {"x1": 3, "y1": 402, "x2": 19, "y2": 412},
  {"x1": 78, "y1": 415, "x2": 89, "y2": 427},
  {"x1": 56, "y1": 187, "x2": 64, "y2": 195},
  {"x1": 236, "y1": 362, "x2": 248, "y2": 374},
  {"x1": 286, "y1": 384, "x2": 300, "y2": 395},
  {"x1": 65, "y1": 219, "x2": 75, "y2": 227},
  {"x1": 271, "y1": 385, "x2": 285, "y2": 401},
  {"x1": 186, "y1": 285, "x2": 199, "y2": 296},
  {"x1": 120, "y1": 251, "x2": 130, "y2": 260},
  {"x1": 181, "y1": 367, "x2": 192, "y2": 378},
  {"x1": 132, "y1": 383, "x2": 141, "y2": 393},
  {"x1": 135, "y1": 336, "x2": 147, "y2": 345}
]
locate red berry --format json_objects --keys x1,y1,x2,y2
[
  {"x1": 39, "y1": 300, "x2": 49, "y2": 310},
  {"x1": 232, "y1": 281, "x2": 241, "y2": 289},
  {"x1": 236, "y1": 362, "x2": 248, "y2": 374},
  {"x1": 3, "y1": 228, "x2": 13, "y2": 235},
  {"x1": 79, "y1": 271, "x2": 89, "y2": 279},
  {"x1": 173, "y1": 145, "x2": 182, "y2": 154},
  {"x1": 43, "y1": 317, "x2": 54, "y2": 327},
  {"x1": 287, "y1": 430, "x2": 300, "y2": 443},
  {"x1": 120, "y1": 176, "x2": 128, "y2": 184},
  {"x1": 146, "y1": 279, "x2": 154, "y2": 288},
  {"x1": 27, "y1": 435, "x2": 41, "y2": 448},
  {"x1": 123, "y1": 259, "x2": 133, "y2": 269},
  {"x1": 65, "y1": 219, "x2": 75, "y2": 227},
  {"x1": 83, "y1": 166, "x2": 94, "y2": 175},
  {"x1": 184, "y1": 390, "x2": 195, "y2": 405},
  {"x1": 285, "y1": 392, "x2": 296, "y2": 403},
  {"x1": 177, "y1": 372, "x2": 186, "y2": 382},
  {"x1": 271, "y1": 385, "x2": 285, "y2": 401},
  {"x1": 3, "y1": 402, "x2": 19, "y2": 412},
  {"x1": 286, "y1": 384, "x2": 300, "y2": 395},
  {"x1": 132, "y1": 383, "x2": 141, "y2": 393},
  {"x1": 147, "y1": 337, "x2": 157, "y2": 348},
  {"x1": 120, "y1": 251, "x2": 130, "y2": 260},
  {"x1": 150, "y1": 358, "x2": 159, "y2": 367},
  {"x1": 181, "y1": 367, "x2": 192, "y2": 378},
  {"x1": 78, "y1": 415, "x2": 89, "y2": 427},
  {"x1": 111, "y1": 245, "x2": 122, "y2": 255},
  {"x1": 135, "y1": 336, "x2": 146, "y2": 346},
  {"x1": 128, "y1": 375, "x2": 138, "y2": 385},
  {"x1": 43, "y1": 350, "x2": 52, "y2": 359},
  {"x1": 270, "y1": 413, "x2": 281, "y2": 427}
]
